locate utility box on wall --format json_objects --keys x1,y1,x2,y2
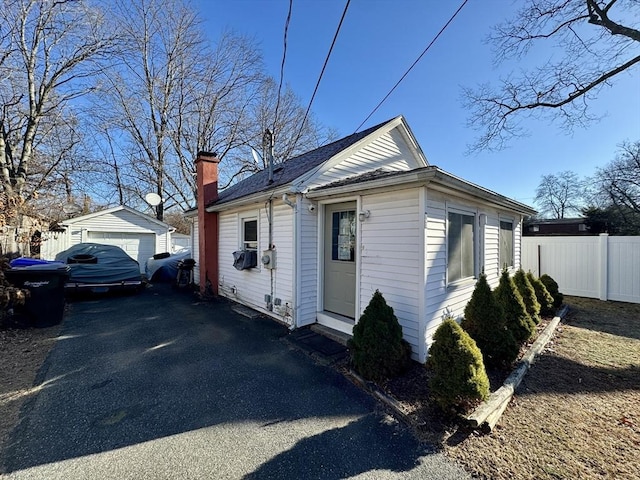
[{"x1": 261, "y1": 249, "x2": 276, "y2": 269}]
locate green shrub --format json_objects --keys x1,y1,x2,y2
[
  {"x1": 428, "y1": 319, "x2": 490, "y2": 413},
  {"x1": 527, "y1": 271, "x2": 555, "y2": 317},
  {"x1": 494, "y1": 268, "x2": 536, "y2": 344},
  {"x1": 461, "y1": 273, "x2": 519, "y2": 367},
  {"x1": 540, "y1": 274, "x2": 564, "y2": 309},
  {"x1": 514, "y1": 269, "x2": 541, "y2": 324},
  {"x1": 348, "y1": 290, "x2": 412, "y2": 382}
]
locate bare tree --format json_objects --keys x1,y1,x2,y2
[
  {"x1": 0, "y1": 0, "x2": 116, "y2": 202},
  {"x1": 96, "y1": 0, "x2": 267, "y2": 220},
  {"x1": 464, "y1": 0, "x2": 640, "y2": 151},
  {"x1": 534, "y1": 170, "x2": 585, "y2": 218},
  {"x1": 596, "y1": 140, "x2": 640, "y2": 212},
  {"x1": 98, "y1": 0, "x2": 337, "y2": 218},
  {"x1": 218, "y1": 78, "x2": 339, "y2": 189}
]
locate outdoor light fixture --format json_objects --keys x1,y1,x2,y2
[{"x1": 358, "y1": 210, "x2": 370, "y2": 222}]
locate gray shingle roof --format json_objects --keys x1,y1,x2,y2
[{"x1": 210, "y1": 118, "x2": 394, "y2": 207}]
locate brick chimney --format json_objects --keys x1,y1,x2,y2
[{"x1": 195, "y1": 151, "x2": 220, "y2": 296}]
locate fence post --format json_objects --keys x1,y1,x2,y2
[{"x1": 599, "y1": 233, "x2": 609, "y2": 301}]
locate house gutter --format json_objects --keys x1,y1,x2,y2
[{"x1": 306, "y1": 167, "x2": 536, "y2": 216}]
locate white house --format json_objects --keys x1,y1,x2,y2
[
  {"x1": 41, "y1": 205, "x2": 175, "y2": 273},
  {"x1": 188, "y1": 116, "x2": 536, "y2": 362}
]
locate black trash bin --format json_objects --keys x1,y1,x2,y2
[{"x1": 4, "y1": 263, "x2": 69, "y2": 328}]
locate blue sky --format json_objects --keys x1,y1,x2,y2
[{"x1": 194, "y1": 0, "x2": 640, "y2": 207}]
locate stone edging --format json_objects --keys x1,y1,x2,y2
[{"x1": 466, "y1": 305, "x2": 569, "y2": 432}]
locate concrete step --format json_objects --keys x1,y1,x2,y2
[{"x1": 310, "y1": 324, "x2": 352, "y2": 347}]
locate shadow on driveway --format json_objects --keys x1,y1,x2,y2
[{"x1": 3, "y1": 284, "x2": 468, "y2": 479}]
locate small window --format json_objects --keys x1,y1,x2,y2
[
  {"x1": 448, "y1": 211, "x2": 475, "y2": 283},
  {"x1": 499, "y1": 220, "x2": 514, "y2": 269},
  {"x1": 242, "y1": 218, "x2": 257, "y2": 250}
]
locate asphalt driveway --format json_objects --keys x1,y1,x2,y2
[{"x1": 2, "y1": 284, "x2": 470, "y2": 479}]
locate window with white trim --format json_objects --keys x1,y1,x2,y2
[
  {"x1": 447, "y1": 211, "x2": 476, "y2": 283},
  {"x1": 241, "y1": 217, "x2": 258, "y2": 250},
  {"x1": 499, "y1": 220, "x2": 514, "y2": 269}
]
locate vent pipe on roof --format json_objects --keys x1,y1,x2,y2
[{"x1": 263, "y1": 129, "x2": 274, "y2": 184}]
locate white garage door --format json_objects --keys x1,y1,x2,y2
[{"x1": 87, "y1": 232, "x2": 156, "y2": 273}]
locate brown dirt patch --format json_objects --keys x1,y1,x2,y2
[{"x1": 0, "y1": 323, "x2": 61, "y2": 472}]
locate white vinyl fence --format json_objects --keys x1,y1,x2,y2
[{"x1": 522, "y1": 234, "x2": 640, "y2": 304}]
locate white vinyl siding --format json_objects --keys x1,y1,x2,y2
[
  {"x1": 360, "y1": 188, "x2": 421, "y2": 360},
  {"x1": 298, "y1": 197, "x2": 319, "y2": 327},
  {"x1": 424, "y1": 194, "x2": 480, "y2": 356},
  {"x1": 304, "y1": 128, "x2": 424, "y2": 191},
  {"x1": 484, "y1": 214, "x2": 500, "y2": 286},
  {"x1": 218, "y1": 202, "x2": 294, "y2": 320}
]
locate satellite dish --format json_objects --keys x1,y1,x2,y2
[
  {"x1": 251, "y1": 148, "x2": 261, "y2": 165},
  {"x1": 145, "y1": 193, "x2": 162, "y2": 206},
  {"x1": 62, "y1": 203, "x2": 82, "y2": 215}
]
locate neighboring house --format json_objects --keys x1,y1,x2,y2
[
  {"x1": 41, "y1": 205, "x2": 175, "y2": 273},
  {"x1": 187, "y1": 116, "x2": 536, "y2": 362},
  {"x1": 524, "y1": 217, "x2": 591, "y2": 236}
]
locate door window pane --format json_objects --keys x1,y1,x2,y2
[{"x1": 331, "y1": 210, "x2": 355, "y2": 262}]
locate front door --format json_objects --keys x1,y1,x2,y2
[{"x1": 323, "y1": 202, "x2": 357, "y2": 318}]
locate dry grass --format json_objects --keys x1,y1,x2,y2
[{"x1": 446, "y1": 297, "x2": 640, "y2": 480}]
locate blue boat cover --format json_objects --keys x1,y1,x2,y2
[
  {"x1": 55, "y1": 243, "x2": 141, "y2": 285},
  {"x1": 145, "y1": 249, "x2": 192, "y2": 282}
]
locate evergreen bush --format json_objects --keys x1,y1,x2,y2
[
  {"x1": 514, "y1": 269, "x2": 541, "y2": 324},
  {"x1": 527, "y1": 271, "x2": 555, "y2": 317},
  {"x1": 428, "y1": 318, "x2": 490, "y2": 413},
  {"x1": 348, "y1": 290, "x2": 411, "y2": 382},
  {"x1": 540, "y1": 274, "x2": 564, "y2": 309},
  {"x1": 494, "y1": 268, "x2": 536, "y2": 344},
  {"x1": 461, "y1": 273, "x2": 520, "y2": 367}
]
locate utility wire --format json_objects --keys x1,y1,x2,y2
[
  {"x1": 354, "y1": 0, "x2": 469, "y2": 132},
  {"x1": 292, "y1": 0, "x2": 351, "y2": 149},
  {"x1": 273, "y1": 0, "x2": 293, "y2": 135}
]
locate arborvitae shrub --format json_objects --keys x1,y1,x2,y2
[
  {"x1": 461, "y1": 273, "x2": 519, "y2": 367},
  {"x1": 348, "y1": 290, "x2": 412, "y2": 382},
  {"x1": 527, "y1": 271, "x2": 555, "y2": 317},
  {"x1": 540, "y1": 274, "x2": 564, "y2": 309},
  {"x1": 428, "y1": 319, "x2": 490, "y2": 413},
  {"x1": 514, "y1": 269, "x2": 541, "y2": 324},
  {"x1": 494, "y1": 268, "x2": 536, "y2": 344}
]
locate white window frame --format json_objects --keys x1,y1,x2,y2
[
  {"x1": 499, "y1": 217, "x2": 515, "y2": 270},
  {"x1": 446, "y1": 206, "x2": 477, "y2": 285},
  {"x1": 240, "y1": 214, "x2": 258, "y2": 251}
]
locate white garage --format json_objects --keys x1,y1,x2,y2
[
  {"x1": 87, "y1": 231, "x2": 157, "y2": 269},
  {"x1": 42, "y1": 205, "x2": 175, "y2": 273}
]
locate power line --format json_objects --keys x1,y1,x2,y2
[
  {"x1": 273, "y1": 0, "x2": 293, "y2": 134},
  {"x1": 292, "y1": 0, "x2": 351, "y2": 149},
  {"x1": 354, "y1": 0, "x2": 469, "y2": 132}
]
